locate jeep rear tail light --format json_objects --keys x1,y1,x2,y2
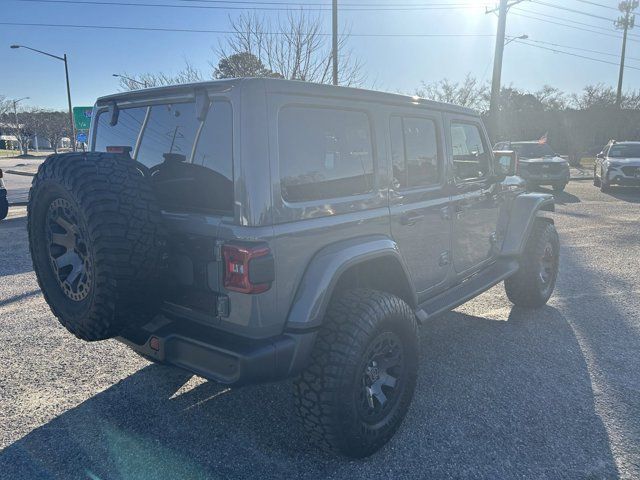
[{"x1": 222, "y1": 244, "x2": 274, "y2": 294}]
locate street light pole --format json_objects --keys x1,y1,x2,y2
[
  {"x1": 10, "y1": 44, "x2": 76, "y2": 151},
  {"x1": 63, "y1": 54, "x2": 76, "y2": 151}
]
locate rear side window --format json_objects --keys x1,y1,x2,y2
[
  {"x1": 389, "y1": 116, "x2": 440, "y2": 189},
  {"x1": 278, "y1": 106, "x2": 374, "y2": 202},
  {"x1": 93, "y1": 100, "x2": 233, "y2": 213},
  {"x1": 94, "y1": 106, "x2": 146, "y2": 154},
  {"x1": 451, "y1": 122, "x2": 490, "y2": 181}
]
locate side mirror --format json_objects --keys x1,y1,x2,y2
[
  {"x1": 596, "y1": 152, "x2": 605, "y2": 159},
  {"x1": 492, "y1": 150, "x2": 517, "y2": 179}
]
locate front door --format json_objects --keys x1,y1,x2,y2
[
  {"x1": 447, "y1": 118, "x2": 501, "y2": 274},
  {"x1": 389, "y1": 114, "x2": 452, "y2": 296}
]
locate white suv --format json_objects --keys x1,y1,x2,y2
[{"x1": 594, "y1": 141, "x2": 640, "y2": 192}]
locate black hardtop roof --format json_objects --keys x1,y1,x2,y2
[{"x1": 96, "y1": 77, "x2": 478, "y2": 116}]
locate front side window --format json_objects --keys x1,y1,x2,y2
[
  {"x1": 278, "y1": 106, "x2": 374, "y2": 202},
  {"x1": 390, "y1": 116, "x2": 440, "y2": 189},
  {"x1": 451, "y1": 122, "x2": 490, "y2": 181}
]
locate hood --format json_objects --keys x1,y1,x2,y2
[{"x1": 518, "y1": 156, "x2": 567, "y2": 164}]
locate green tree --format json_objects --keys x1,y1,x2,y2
[{"x1": 214, "y1": 52, "x2": 281, "y2": 79}]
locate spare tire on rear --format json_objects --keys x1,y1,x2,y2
[{"x1": 28, "y1": 152, "x2": 166, "y2": 341}]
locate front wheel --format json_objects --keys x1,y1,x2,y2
[
  {"x1": 294, "y1": 289, "x2": 419, "y2": 458},
  {"x1": 593, "y1": 165, "x2": 601, "y2": 186},
  {"x1": 505, "y1": 220, "x2": 559, "y2": 308}
]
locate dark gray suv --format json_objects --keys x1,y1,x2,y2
[
  {"x1": 494, "y1": 140, "x2": 570, "y2": 192},
  {"x1": 27, "y1": 78, "x2": 560, "y2": 457}
]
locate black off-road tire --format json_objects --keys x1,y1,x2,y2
[
  {"x1": 293, "y1": 289, "x2": 419, "y2": 458},
  {"x1": 505, "y1": 219, "x2": 559, "y2": 308},
  {"x1": 28, "y1": 152, "x2": 166, "y2": 341},
  {"x1": 553, "y1": 183, "x2": 567, "y2": 193}
]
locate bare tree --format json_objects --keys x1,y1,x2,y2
[
  {"x1": 534, "y1": 85, "x2": 568, "y2": 111},
  {"x1": 570, "y1": 84, "x2": 617, "y2": 110},
  {"x1": 117, "y1": 60, "x2": 204, "y2": 91},
  {"x1": 39, "y1": 111, "x2": 70, "y2": 153},
  {"x1": 0, "y1": 96, "x2": 10, "y2": 116},
  {"x1": 416, "y1": 74, "x2": 489, "y2": 112},
  {"x1": 2, "y1": 106, "x2": 42, "y2": 156},
  {"x1": 215, "y1": 11, "x2": 365, "y2": 86}
]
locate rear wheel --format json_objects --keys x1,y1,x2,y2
[
  {"x1": 294, "y1": 289, "x2": 419, "y2": 458},
  {"x1": 505, "y1": 220, "x2": 559, "y2": 308}
]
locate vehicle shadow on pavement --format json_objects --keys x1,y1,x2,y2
[
  {"x1": 0, "y1": 215, "x2": 33, "y2": 276},
  {"x1": 534, "y1": 186, "x2": 581, "y2": 205},
  {"x1": 0, "y1": 304, "x2": 620, "y2": 479},
  {"x1": 604, "y1": 187, "x2": 640, "y2": 203}
]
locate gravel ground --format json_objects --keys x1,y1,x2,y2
[{"x1": 1, "y1": 181, "x2": 639, "y2": 480}]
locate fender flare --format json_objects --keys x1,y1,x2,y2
[
  {"x1": 284, "y1": 235, "x2": 416, "y2": 332},
  {"x1": 500, "y1": 193, "x2": 555, "y2": 258}
]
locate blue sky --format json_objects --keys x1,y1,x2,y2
[{"x1": 1, "y1": 0, "x2": 638, "y2": 110}]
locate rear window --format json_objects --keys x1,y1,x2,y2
[
  {"x1": 93, "y1": 100, "x2": 233, "y2": 213},
  {"x1": 278, "y1": 106, "x2": 374, "y2": 202}
]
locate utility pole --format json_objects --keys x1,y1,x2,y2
[
  {"x1": 487, "y1": 0, "x2": 526, "y2": 136},
  {"x1": 332, "y1": 0, "x2": 338, "y2": 86},
  {"x1": 615, "y1": 0, "x2": 638, "y2": 108}
]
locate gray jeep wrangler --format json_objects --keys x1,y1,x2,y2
[{"x1": 28, "y1": 78, "x2": 559, "y2": 458}]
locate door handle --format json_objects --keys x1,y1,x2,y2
[{"x1": 400, "y1": 213, "x2": 425, "y2": 226}]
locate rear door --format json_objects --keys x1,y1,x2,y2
[
  {"x1": 389, "y1": 113, "x2": 452, "y2": 297},
  {"x1": 446, "y1": 116, "x2": 501, "y2": 275}
]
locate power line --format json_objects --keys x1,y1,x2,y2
[
  {"x1": 514, "y1": 38, "x2": 640, "y2": 70},
  {"x1": 571, "y1": 0, "x2": 619, "y2": 11},
  {"x1": 511, "y1": 9, "x2": 640, "y2": 42},
  {"x1": 524, "y1": 38, "x2": 640, "y2": 62},
  {"x1": 529, "y1": 0, "x2": 616, "y2": 21},
  {"x1": 0, "y1": 20, "x2": 497, "y2": 36},
  {"x1": 14, "y1": 0, "x2": 494, "y2": 11}
]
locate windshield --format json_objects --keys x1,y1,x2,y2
[
  {"x1": 608, "y1": 144, "x2": 640, "y2": 158},
  {"x1": 512, "y1": 143, "x2": 556, "y2": 158}
]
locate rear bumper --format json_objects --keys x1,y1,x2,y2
[{"x1": 118, "y1": 315, "x2": 317, "y2": 385}]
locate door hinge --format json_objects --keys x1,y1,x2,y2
[{"x1": 439, "y1": 251, "x2": 451, "y2": 267}]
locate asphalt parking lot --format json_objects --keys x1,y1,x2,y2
[{"x1": 1, "y1": 180, "x2": 639, "y2": 480}]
